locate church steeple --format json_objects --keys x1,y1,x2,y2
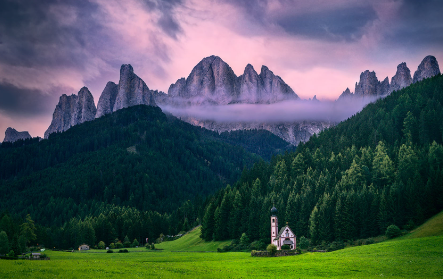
[{"x1": 271, "y1": 206, "x2": 279, "y2": 247}]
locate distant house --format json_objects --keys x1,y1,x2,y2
[
  {"x1": 270, "y1": 206, "x2": 296, "y2": 250},
  {"x1": 78, "y1": 244, "x2": 90, "y2": 251},
  {"x1": 31, "y1": 253, "x2": 41, "y2": 259}
]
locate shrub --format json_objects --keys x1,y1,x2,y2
[
  {"x1": 107, "y1": 250, "x2": 113, "y2": 253},
  {"x1": 109, "y1": 243, "x2": 115, "y2": 249},
  {"x1": 118, "y1": 249, "x2": 129, "y2": 253},
  {"x1": 98, "y1": 241, "x2": 105, "y2": 249},
  {"x1": 281, "y1": 244, "x2": 291, "y2": 250},
  {"x1": 7, "y1": 250, "x2": 15, "y2": 258},
  {"x1": 115, "y1": 242, "x2": 123, "y2": 249},
  {"x1": 123, "y1": 235, "x2": 131, "y2": 248},
  {"x1": 249, "y1": 240, "x2": 266, "y2": 251},
  {"x1": 386, "y1": 224, "x2": 401, "y2": 238},
  {"x1": 240, "y1": 233, "x2": 250, "y2": 246},
  {"x1": 150, "y1": 243, "x2": 155, "y2": 250},
  {"x1": 132, "y1": 238, "x2": 139, "y2": 248},
  {"x1": 266, "y1": 244, "x2": 277, "y2": 255}
]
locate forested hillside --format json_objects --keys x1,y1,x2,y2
[
  {"x1": 201, "y1": 74, "x2": 443, "y2": 246},
  {"x1": 0, "y1": 105, "x2": 289, "y2": 251}
]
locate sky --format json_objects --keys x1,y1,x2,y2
[{"x1": 1, "y1": 0, "x2": 443, "y2": 140}]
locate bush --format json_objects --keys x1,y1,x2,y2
[
  {"x1": 266, "y1": 244, "x2": 277, "y2": 255},
  {"x1": 115, "y1": 242, "x2": 123, "y2": 249},
  {"x1": 109, "y1": 243, "x2": 115, "y2": 249},
  {"x1": 7, "y1": 250, "x2": 15, "y2": 258},
  {"x1": 281, "y1": 244, "x2": 291, "y2": 250},
  {"x1": 107, "y1": 250, "x2": 113, "y2": 253},
  {"x1": 123, "y1": 235, "x2": 131, "y2": 248},
  {"x1": 150, "y1": 243, "x2": 155, "y2": 250},
  {"x1": 386, "y1": 224, "x2": 401, "y2": 239},
  {"x1": 118, "y1": 249, "x2": 129, "y2": 253},
  {"x1": 240, "y1": 233, "x2": 250, "y2": 246},
  {"x1": 132, "y1": 238, "x2": 139, "y2": 248},
  {"x1": 98, "y1": 241, "x2": 106, "y2": 249},
  {"x1": 249, "y1": 240, "x2": 266, "y2": 251}
]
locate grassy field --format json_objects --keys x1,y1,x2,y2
[
  {"x1": 1, "y1": 235, "x2": 443, "y2": 278},
  {"x1": 400, "y1": 211, "x2": 443, "y2": 239},
  {"x1": 155, "y1": 226, "x2": 231, "y2": 251},
  {"x1": 2, "y1": 215, "x2": 443, "y2": 278}
]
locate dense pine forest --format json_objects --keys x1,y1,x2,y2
[
  {"x1": 201, "y1": 74, "x2": 443, "y2": 247},
  {"x1": 0, "y1": 105, "x2": 290, "y2": 252}
]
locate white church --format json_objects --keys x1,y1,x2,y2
[{"x1": 271, "y1": 206, "x2": 296, "y2": 250}]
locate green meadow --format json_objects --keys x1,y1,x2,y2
[{"x1": 1, "y1": 216, "x2": 443, "y2": 278}]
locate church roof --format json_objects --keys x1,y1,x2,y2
[{"x1": 275, "y1": 225, "x2": 295, "y2": 239}]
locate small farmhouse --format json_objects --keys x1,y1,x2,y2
[
  {"x1": 271, "y1": 206, "x2": 296, "y2": 250},
  {"x1": 78, "y1": 244, "x2": 90, "y2": 251}
]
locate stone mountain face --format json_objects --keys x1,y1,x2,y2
[
  {"x1": 96, "y1": 82, "x2": 118, "y2": 118},
  {"x1": 413, "y1": 55, "x2": 441, "y2": 83},
  {"x1": 164, "y1": 56, "x2": 298, "y2": 106},
  {"x1": 390, "y1": 62, "x2": 412, "y2": 93},
  {"x1": 338, "y1": 55, "x2": 440, "y2": 102},
  {"x1": 354, "y1": 70, "x2": 389, "y2": 97},
  {"x1": 3, "y1": 127, "x2": 31, "y2": 143},
  {"x1": 113, "y1": 64, "x2": 156, "y2": 111},
  {"x1": 44, "y1": 87, "x2": 96, "y2": 139}
]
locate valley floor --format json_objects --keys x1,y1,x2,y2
[{"x1": 1, "y1": 235, "x2": 442, "y2": 278}]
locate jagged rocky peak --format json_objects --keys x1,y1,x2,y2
[
  {"x1": 164, "y1": 55, "x2": 298, "y2": 105},
  {"x1": 96, "y1": 81, "x2": 118, "y2": 118},
  {"x1": 258, "y1": 65, "x2": 298, "y2": 103},
  {"x1": 3, "y1": 127, "x2": 31, "y2": 143},
  {"x1": 179, "y1": 55, "x2": 238, "y2": 104},
  {"x1": 113, "y1": 64, "x2": 156, "y2": 112},
  {"x1": 413, "y1": 55, "x2": 441, "y2": 83},
  {"x1": 378, "y1": 77, "x2": 390, "y2": 96},
  {"x1": 355, "y1": 70, "x2": 379, "y2": 97},
  {"x1": 390, "y1": 62, "x2": 412, "y2": 93},
  {"x1": 44, "y1": 87, "x2": 97, "y2": 139},
  {"x1": 72, "y1": 87, "x2": 96, "y2": 126},
  {"x1": 354, "y1": 70, "x2": 390, "y2": 97},
  {"x1": 238, "y1": 64, "x2": 260, "y2": 103}
]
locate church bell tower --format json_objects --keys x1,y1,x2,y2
[{"x1": 271, "y1": 206, "x2": 278, "y2": 246}]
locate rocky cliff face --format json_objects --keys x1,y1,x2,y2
[
  {"x1": 164, "y1": 56, "x2": 298, "y2": 105},
  {"x1": 337, "y1": 88, "x2": 353, "y2": 101},
  {"x1": 354, "y1": 70, "x2": 389, "y2": 97},
  {"x1": 413, "y1": 55, "x2": 441, "y2": 83},
  {"x1": 96, "y1": 82, "x2": 118, "y2": 118},
  {"x1": 390, "y1": 62, "x2": 412, "y2": 93},
  {"x1": 3, "y1": 127, "x2": 31, "y2": 143},
  {"x1": 182, "y1": 117, "x2": 332, "y2": 145},
  {"x1": 44, "y1": 87, "x2": 96, "y2": 139},
  {"x1": 113, "y1": 64, "x2": 156, "y2": 111}
]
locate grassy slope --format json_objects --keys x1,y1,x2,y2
[
  {"x1": 155, "y1": 226, "x2": 231, "y2": 251},
  {"x1": 401, "y1": 211, "x2": 443, "y2": 239},
  {"x1": 1, "y1": 236, "x2": 442, "y2": 278}
]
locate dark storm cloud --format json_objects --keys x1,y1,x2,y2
[
  {"x1": 276, "y1": 6, "x2": 378, "y2": 42},
  {"x1": 0, "y1": 81, "x2": 61, "y2": 117},
  {"x1": 386, "y1": 0, "x2": 443, "y2": 49},
  {"x1": 0, "y1": 0, "x2": 103, "y2": 69},
  {"x1": 142, "y1": 0, "x2": 184, "y2": 39}
]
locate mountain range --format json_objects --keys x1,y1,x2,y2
[{"x1": 3, "y1": 55, "x2": 441, "y2": 144}]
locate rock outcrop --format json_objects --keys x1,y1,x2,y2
[
  {"x1": 96, "y1": 82, "x2": 118, "y2": 118},
  {"x1": 44, "y1": 87, "x2": 96, "y2": 139},
  {"x1": 354, "y1": 70, "x2": 389, "y2": 97},
  {"x1": 164, "y1": 56, "x2": 298, "y2": 105},
  {"x1": 413, "y1": 55, "x2": 441, "y2": 83},
  {"x1": 113, "y1": 64, "x2": 156, "y2": 111},
  {"x1": 3, "y1": 127, "x2": 31, "y2": 143},
  {"x1": 390, "y1": 62, "x2": 412, "y2": 93},
  {"x1": 337, "y1": 88, "x2": 353, "y2": 101}
]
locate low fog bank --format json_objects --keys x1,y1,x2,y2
[{"x1": 160, "y1": 97, "x2": 378, "y2": 123}]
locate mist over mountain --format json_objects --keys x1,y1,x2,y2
[{"x1": 32, "y1": 54, "x2": 441, "y2": 145}]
